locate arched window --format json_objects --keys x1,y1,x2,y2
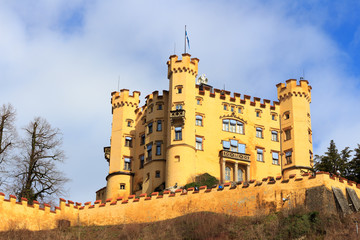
[
  {"x1": 238, "y1": 169, "x2": 243, "y2": 182},
  {"x1": 225, "y1": 167, "x2": 231, "y2": 181}
]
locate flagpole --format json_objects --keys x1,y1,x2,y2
[{"x1": 184, "y1": 25, "x2": 187, "y2": 53}]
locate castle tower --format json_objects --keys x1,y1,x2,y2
[
  {"x1": 106, "y1": 89, "x2": 140, "y2": 200},
  {"x1": 165, "y1": 54, "x2": 199, "y2": 188},
  {"x1": 277, "y1": 79, "x2": 313, "y2": 178}
]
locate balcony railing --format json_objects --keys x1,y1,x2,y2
[
  {"x1": 170, "y1": 109, "x2": 185, "y2": 124},
  {"x1": 220, "y1": 150, "x2": 250, "y2": 162},
  {"x1": 104, "y1": 146, "x2": 110, "y2": 162}
]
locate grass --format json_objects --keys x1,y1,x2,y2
[{"x1": 0, "y1": 208, "x2": 359, "y2": 240}]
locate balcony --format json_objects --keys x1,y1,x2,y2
[
  {"x1": 220, "y1": 150, "x2": 250, "y2": 162},
  {"x1": 104, "y1": 146, "x2": 110, "y2": 162},
  {"x1": 170, "y1": 109, "x2": 185, "y2": 125}
]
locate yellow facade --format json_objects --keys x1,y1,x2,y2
[{"x1": 101, "y1": 53, "x2": 314, "y2": 201}]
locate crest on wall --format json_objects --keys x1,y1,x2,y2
[
  {"x1": 219, "y1": 112, "x2": 247, "y2": 123},
  {"x1": 196, "y1": 74, "x2": 208, "y2": 85}
]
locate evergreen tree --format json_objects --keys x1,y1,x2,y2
[
  {"x1": 314, "y1": 140, "x2": 351, "y2": 176},
  {"x1": 348, "y1": 144, "x2": 360, "y2": 182}
]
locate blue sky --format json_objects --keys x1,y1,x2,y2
[{"x1": 1, "y1": 0, "x2": 360, "y2": 203}]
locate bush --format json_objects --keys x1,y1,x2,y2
[{"x1": 184, "y1": 173, "x2": 219, "y2": 189}]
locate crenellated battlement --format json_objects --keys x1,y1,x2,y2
[
  {"x1": 276, "y1": 79, "x2": 312, "y2": 103},
  {"x1": 196, "y1": 85, "x2": 280, "y2": 111},
  {"x1": 145, "y1": 90, "x2": 169, "y2": 104},
  {"x1": 167, "y1": 53, "x2": 199, "y2": 79},
  {"x1": 111, "y1": 89, "x2": 141, "y2": 109},
  {"x1": 1, "y1": 172, "x2": 358, "y2": 231}
]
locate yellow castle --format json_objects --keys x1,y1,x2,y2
[{"x1": 96, "y1": 53, "x2": 313, "y2": 202}]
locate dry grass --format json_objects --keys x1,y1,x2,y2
[{"x1": 0, "y1": 209, "x2": 360, "y2": 240}]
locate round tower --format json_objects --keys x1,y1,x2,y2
[
  {"x1": 165, "y1": 54, "x2": 199, "y2": 188},
  {"x1": 277, "y1": 79, "x2": 313, "y2": 178},
  {"x1": 106, "y1": 89, "x2": 140, "y2": 200}
]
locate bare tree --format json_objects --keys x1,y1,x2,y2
[
  {"x1": 0, "y1": 104, "x2": 17, "y2": 186},
  {"x1": 13, "y1": 117, "x2": 68, "y2": 203}
]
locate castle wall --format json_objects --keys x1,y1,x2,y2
[{"x1": 1, "y1": 173, "x2": 359, "y2": 231}]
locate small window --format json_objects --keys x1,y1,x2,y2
[
  {"x1": 285, "y1": 150, "x2": 292, "y2": 164},
  {"x1": 229, "y1": 120, "x2": 236, "y2": 132},
  {"x1": 272, "y1": 152, "x2": 279, "y2": 165},
  {"x1": 178, "y1": 87, "x2": 182, "y2": 93},
  {"x1": 308, "y1": 129, "x2": 312, "y2": 143},
  {"x1": 256, "y1": 110, "x2": 261, "y2": 118},
  {"x1": 257, "y1": 149, "x2": 264, "y2": 162},
  {"x1": 285, "y1": 129, "x2": 291, "y2": 140},
  {"x1": 238, "y1": 108, "x2": 242, "y2": 114},
  {"x1": 196, "y1": 137, "x2": 203, "y2": 150},
  {"x1": 120, "y1": 184, "x2": 126, "y2": 190},
  {"x1": 148, "y1": 123, "x2": 153, "y2": 134},
  {"x1": 125, "y1": 137, "x2": 132, "y2": 147},
  {"x1": 222, "y1": 119, "x2": 229, "y2": 131},
  {"x1": 236, "y1": 121, "x2": 244, "y2": 134},
  {"x1": 140, "y1": 155, "x2": 144, "y2": 169},
  {"x1": 157, "y1": 104, "x2": 163, "y2": 110},
  {"x1": 176, "y1": 104, "x2": 183, "y2": 110},
  {"x1": 156, "y1": 142, "x2": 161, "y2": 155},
  {"x1": 271, "y1": 114, "x2": 277, "y2": 121},
  {"x1": 127, "y1": 120, "x2": 132, "y2": 127},
  {"x1": 310, "y1": 151, "x2": 313, "y2": 167},
  {"x1": 284, "y1": 112, "x2": 290, "y2": 120},
  {"x1": 256, "y1": 128, "x2": 263, "y2": 138},
  {"x1": 223, "y1": 104, "x2": 227, "y2": 111},
  {"x1": 196, "y1": 98, "x2": 202, "y2": 105},
  {"x1": 155, "y1": 171, "x2": 160, "y2": 178},
  {"x1": 225, "y1": 167, "x2": 231, "y2": 181},
  {"x1": 231, "y1": 106, "x2": 234, "y2": 112},
  {"x1": 124, "y1": 157, "x2": 131, "y2": 170},
  {"x1": 175, "y1": 127, "x2": 182, "y2": 140},
  {"x1": 175, "y1": 155, "x2": 180, "y2": 162},
  {"x1": 157, "y1": 120, "x2": 162, "y2": 131},
  {"x1": 196, "y1": 115, "x2": 203, "y2": 126},
  {"x1": 147, "y1": 144, "x2": 152, "y2": 160},
  {"x1": 141, "y1": 134, "x2": 145, "y2": 145},
  {"x1": 271, "y1": 131, "x2": 278, "y2": 142}
]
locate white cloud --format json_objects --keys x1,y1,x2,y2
[{"x1": 1, "y1": 0, "x2": 360, "y2": 203}]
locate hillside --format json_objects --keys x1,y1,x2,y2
[{"x1": 0, "y1": 208, "x2": 359, "y2": 240}]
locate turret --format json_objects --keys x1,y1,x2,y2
[
  {"x1": 106, "y1": 89, "x2": 140, "y2": 200},
  {"x1": 165, "y1": 54, "x2": 199, "y2": 188},
  {"x1": 277, "y1": 79, "x2": 313, "y2": 178}
]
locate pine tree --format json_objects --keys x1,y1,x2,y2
[{"x1": 348, "y1": 144, "x2": 360, "y2": 183}]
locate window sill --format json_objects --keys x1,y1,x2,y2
[{"x1": 174, "y1": 139, "x2": 182, "y2": 141}]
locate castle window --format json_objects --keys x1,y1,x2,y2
[
  {"x1": 196, "y1": 115, "x2": 203, "y2": 126},
  {"x1": 271, "y1": 113, "x2": 277, "y2": 121},
  {"x1": 257, "y1": 149, "x2": 264, "y2": 162},
  {"x1": 175, "y1": 127, "x2": 182, "y2": 140},
  {"x1": 120, "y1": 184, "x2": 126, "y2": 190},
  {"x1": 157, "y1": 104, "x2": 163, "y2": 110},
  {"x1": 284, "y1": 112, "x2": 290, "y2": 120},
  {"x1": 285, "y1": 129, "x2": 291, "y2": 140},
  {"x1": 175, "y1": 155, "x2": 180, "y2": 162},
  {"x1": 256, "y1": 110, "x2": 262, "y2": 118},
  {"x1": 177, "y1": 87, "x2": 182, "y2": 93},
  {"x1": 272, "y1": 152, "x2": 279, "y2": 165},
  {"x1": 196, "y1": 98, "x2": 202, "y2": 105},
  {"x1": 222, "y1": 119, "x2": 229, "y2": 131},
  {"x1": 141, "y1": 134, "x2": 145, "y2": 145},
  {"x1": 271, "y1": 131, "x2": 278, "y2": 142},
  {"x1": 147, "y1": 144, "x2": 152, "y2": 161},
  {"x1": 236, "y1": 122, "x2": 244, "y2": 134},
  {"x1": 124, "y1": 157, "x2": 131, "y2": 170},
  {"x1": 238, "y1": 143, "x2": 246, "y2": 153},
  {"x1": 125, "y1": 137, "x2": 132, "y2": 147},
  {"x1": 285, "y1": 150, "x2": 292, "y2": 164},
  {"x1": 225, "y1": 167, "x2": 231, "y2": 181},
  {"x1": 176, "y1": 104, "x2": 183, "y2": 110},
  {"x1": 127, "y1": 120, "x2": 132, "y2": 127},
  {"x1": 308, "y1": 129, "x2": 312, "y2": 143},
  {"x1": 256, "y1": 128, "x2": 263, "y2": 138},
  {"x1": 238, "y1": 169, "x2": 243, "y2": 182},
  {"x1": 231, "y1": 106, "x2": 234, "y2": 112},
  {"x1": 310, "y1": 151, "x2": 313, "y2": 167},
  {"x1": 238, "y1": 107, "x2": 243, "y2": 114},
  {"x1": 140, "y1": 155, "x2": 144, "y2": 169},
  {"x1": 157, "y1": 120, "x2": 162, "y2": 131},
  {"x1": 148, "y1": 123, "x2": 153, "y2": 134},
  {"x1": 155, "y1": 171, "x2": 160, "y2": 178},
  {"x1": 149, "y1": 106, "x2": 153, "y2": 113},
  {"x1": 156, "y1": 142, "x2": 161, "y2": 155},
  {"x1": 230, "y1": 140, "x2": 238, "y2": 152},
  {"x1": 229, "y1": 120, "x2": 236, "y2": 132},
  {"x1": 222, "y1": 141, "x2": 230, "y2": 151},
  {"x1": 196, "y1": 137, "x2": 203, "y2": 150},
  {"x1": 223, "y1": 104, "x2": 228, "y2": 110}
]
